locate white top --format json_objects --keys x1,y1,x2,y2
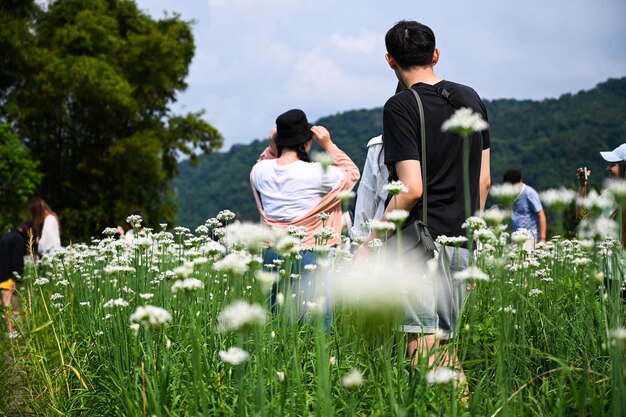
[
  {"x1": 252, "y1": 159, "x2": 344, "y2": 221},
  {"x1": 351, "y1": 135, "x2": 390, "y2": 238},
  {"x1": 38, "y1": 214, "x2": 61, "y2": 255}
]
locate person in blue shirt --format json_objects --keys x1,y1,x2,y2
[{"x1": 503, "y1": 169, "x2": 547, "y2": 244}]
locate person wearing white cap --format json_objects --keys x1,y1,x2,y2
[{"x1": 577, "y1": 143, "x2": 626, "y2": 245}]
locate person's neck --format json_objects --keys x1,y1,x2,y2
[
  {"x1": 398, "y1": 66, "x2": 441, "y2": 89},
  {"x1": 277, "y1": 149, "x2": 300, "y2": 165}
]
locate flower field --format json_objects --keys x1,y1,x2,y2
[{"x1": 1, "y1": 206, "x2": 625, "y2": 416}]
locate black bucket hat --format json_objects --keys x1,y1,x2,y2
[{"x1": 275, "y1": 109, "x2": 313, "y2": 146}]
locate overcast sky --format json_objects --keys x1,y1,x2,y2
[{"x1": 135, "y1": 0, "x2": 626, "y2": 149}]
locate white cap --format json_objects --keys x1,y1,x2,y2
[{"x1": 600, "y1": 143, "x2": 626, "y2": 162}]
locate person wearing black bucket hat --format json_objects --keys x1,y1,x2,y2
[
  {"x1": 250, "y1": 108, "x2": 359, "y2": 243},
  {"x1": 250, "y1": 109, "x2": 360, "y2": 330}
]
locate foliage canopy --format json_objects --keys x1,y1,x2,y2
[
  {"x1": 0, "y1": 123, "x2": 42, "y2": 231},
  {"x1": 175, "y1": 77, "x2": 626, "y2": 229},
  {"x1": 0, "y1": 0, "x2": 222, "y2": 240}
]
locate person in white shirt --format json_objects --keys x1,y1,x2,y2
[
  {"x1": 29, "y1": 197, "x2": 61, "y2": 256},
  {"x1": 350, "y1": 134, "x2": 389, "y2": 238}
]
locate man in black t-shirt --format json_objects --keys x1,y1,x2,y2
[{"x1": 377, "y1": 20, "x2": 491, "y2": 379}]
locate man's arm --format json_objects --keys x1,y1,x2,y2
[
  {"x1": 536, "y1": 209, "x2": 547, "y2": 243},
  {"x1": 479, "y1": 148, "x2": 491, "y2": 211}
]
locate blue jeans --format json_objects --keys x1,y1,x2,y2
[{"x1": 263, "y1": 249, "x2": 333, "y2": 332}]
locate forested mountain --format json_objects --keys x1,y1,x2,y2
[{"x1": 174, "y1": 77, "x2": 626, "y2": 228}]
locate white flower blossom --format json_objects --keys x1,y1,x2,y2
[
  {"x1": 540, "y1": 188, "x2": 577, "y2": 210},
  {"x1": 103, "y1": 298, "x2": 129, "y2": 308},
  {"x1": 130, "y1": 305, "x2": 172, "y2": 328},
  {"x1": 426, "y1": 367, "x2": 458, "y2": 384},
  {"x1": 224, "y1": 222, "x2": 273, "y2": 251},
  {"x1": 610, "y1": 327, "x2": 626, "y2": 340},
  {"x1": 341, "y1": 369, "x2": 364, "y2": 388},
  {"x1": 462, "y1": 216, "x2": 487, "y2": 231},
  {"x1": 50, "y1": 293, "x2": 64, "y2": 301},
  {"x1": 481, "y1": 207, "x2": 510, "y2": 226},
  {"x1": 216, "y1": 210, "x2": 236, "y2": 223},
  {"x1": 436, "y1": 235, "x2": 468, "y2": 247},
  {"x1": 216, "y1": 300, "x2": 267, "y2": 332},
  {"x1": 367, "y1": 220, "x2": 396, "y2": 234},
  {"x1": 213, "y1": 252, "x2": 252, "y2": 275},
  {"x1": 337, "y1": 191, "x2": 356, "y2": 201},
  {"x1": 34, "y1": 277, "x2": 50, "y2": 286},
  {"x1": 490, "y1": 183, "x2": 522, "y2": 205},
  {"x1": 528, "y1": 288, "x2": 543, "y2": 297},
  {"x1": 441, "y1": 107, "x2": 489, "y2": 135},
  {"x1": 604, "y1": 179, "x2": 626, "y2": 204},
  {"x1": 385, "y1": 209, "x2": 410, "y2": 224},
  {"x1": 511, "y1": 228, "x2": 534, "y2": 244},
  {"x1": 286, "y1": 225, "x2": 307, "y2": 240},
  {"x1": 383, "y1": 180, "x2": 408, "y2": 196},
  {"x1": 171, "y1": 278, "x2": 204, "y2": 293},
  {"x1": 311, "y1": 152, "x2": 334, "y2": 171},
  {"x1": 219, "y1": 347, "x2": 250, "y2": 365},
  {"x1": 453, "y1": 265, "x2": 489, "y2": 281},
  {"x1": 276, "y1": 371, "x2": 285, "y2": 382}
]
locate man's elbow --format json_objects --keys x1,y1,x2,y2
[
  {"x1": 481, "y1": 176, "x2": 491, "y2": 191},
  {"x1": 405, "y1": 187, "x2": 422, "y2": 203}
]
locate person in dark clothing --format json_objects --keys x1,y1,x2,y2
[
  {"x1": 0, "y1": 221, "x2": 33, "y2": 332},
  {"x1": 363, "y1": 20, "x2": 491, "y2": 392}
]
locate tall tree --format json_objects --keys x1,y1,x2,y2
[
  {"x1": 0, "y1": 123, "x2": 42, "y2": 231},
  {"x1": 0, "y1": 0, "x2": 222, "y2": 240}
]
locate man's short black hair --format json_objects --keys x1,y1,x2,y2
[
  {"x1": 385, "y1": 20, "x2": 436, "y2": 69},
  {"x1": 503, "y1": 169, "x2": 522, "y2": 184}
]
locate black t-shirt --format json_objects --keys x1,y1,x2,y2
[
  {"x1": 383, "y1": 80, "x2": 491, "y2": 239},
  {"x1": 0, "y1": 229, "x2": 26, "y2": 282}
]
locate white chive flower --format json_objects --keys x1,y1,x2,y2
[
  {"x1": 441, "y1": 107, "x2": 489, "y2": 135},
  {"x1": 383, "y1": 180, "x2": 408, "y2": 196},
  {"x1": 224, "y1": 222, "x2": 273, "y2": 251},
  {"x1": 436, "y1": 235, "x2": 468, "y2": 247},
  {"x1": 426, "y1": 367, "x2": 458, "y2": 384},
  {"x1": 130, "y1": 305, "x2": 172, "y2": 328},
  {"x1": 213, "y1": 252, "x2": 252, "y2": 275},
  {"x1": 216, "y1": 210, "x2": 236, "y2": 223},
  {"x1": 286, "y1": 225, "x2": 307, "y2": 240},
  {"x1": 489, "y1": 183, "x2": 522, "y2": 206},
  {"x1": 610, "y1": 327, "x2": 626, "y2": 340},
  {"x1": 453, "y1": 265, "x2": 490, "y2": 281},
  {"x1": 462, "y1": 216, "x2": 487, "y2": 231},
  {"x1": 481, "y1": 207, "x2": 510, "y2": 226},
  {"x1": 511, "y1": 228, "x2": 534, "y2": 245},
  {"x1": 216, "y1": 300, "x2": 267, "y2": 332},
  {"x1": 337, "y1": 191, "x2": 356, "y2": 202},
  {"x1": 103, "y1": 298, "x2": 129, "y2": 308},
  {"x1": 367, "y1": 220, "x2": 396, "y2": 234},
  {"x1": 605, "y1": 179, "x2": 626, "y2": 204},
  {"x1": 385, "y1": 209, "x2": 410, "y2": 224},
  {"x1": 341, "y1": 369, "x2": 364, "y2": 388},
  {"x1": 34, "y1": 277, "x2": 50, "y2": 286},
  {"x1": 219, "y1": 347, "x2": 250, "y2": 366},
  {"x1": 171, "y1": 278, "x2": 204, "y2": 293},
  {"x1": 540, "y1": 188, "x2": 577, "y2": 210},
  {"x1": 311, "y1": 152, "x2": 334, "y2": 171}
]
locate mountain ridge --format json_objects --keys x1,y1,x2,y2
[{"x1": 174, "y1": 77, "x2": 626, "y2": 228}]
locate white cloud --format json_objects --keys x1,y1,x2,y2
[{"x1": 136, "y1": 0, "x2": 626, "y2": 147}]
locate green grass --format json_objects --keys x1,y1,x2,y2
[{"x1": 1, "y1": 218, "x2": 624, "y2": 416}]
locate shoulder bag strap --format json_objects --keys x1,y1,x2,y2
[{"x1": 408, "y1": 87, "x2": 428, "y2": 224}]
